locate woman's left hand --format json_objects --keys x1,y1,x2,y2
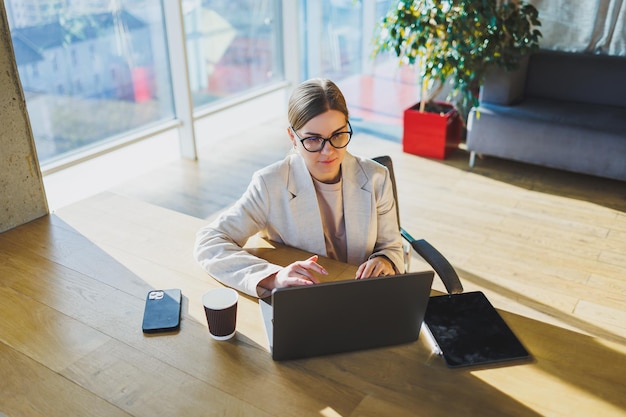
[{"x1": 355, "y1": 256, "x2": 396, "y2": 279}]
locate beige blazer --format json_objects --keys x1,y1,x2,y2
[{"x1": 194, "y1": 152, "x2": 404, "y2": 297}]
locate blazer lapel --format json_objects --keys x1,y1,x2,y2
[
  {"x1": 342, "y1": 154, "x2": 373, "y2": 265},
  {"x1": 286, "y1": 155, "x2": 328, "y2": 257}
]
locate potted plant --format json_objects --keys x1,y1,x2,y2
[{"x1": 373, "y1": 0, "x2": 542, "y2": 159}]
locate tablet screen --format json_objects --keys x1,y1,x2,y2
[{"x1": 424, "y1": 291, "x2": 530, "y2": 368}]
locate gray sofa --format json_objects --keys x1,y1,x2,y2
[{"x1": 466, "y1": 50, "x2": 626, "y2": 181}]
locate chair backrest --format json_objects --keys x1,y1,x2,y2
[
  {"x1": 372, "y1": 155, "x2": 401, "y2": 227},
  {"x1": 372, "y1": 155, "x2": 464, "y2": 295}
]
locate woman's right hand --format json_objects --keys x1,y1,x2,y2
[{"x1": 258, "y1": 255, "x2": 327, "y2": 293}]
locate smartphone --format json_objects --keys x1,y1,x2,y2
[{"x1": 142, "y1": 289, "x2": 182, "y2": 333}]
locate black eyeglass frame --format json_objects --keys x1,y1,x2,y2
[{"x1": 290, "y1": 121, "x2": 353, "y2": 153}]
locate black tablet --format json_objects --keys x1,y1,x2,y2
[{"x1": 423, "y1": 291, "x2": 530, "y2": 368}]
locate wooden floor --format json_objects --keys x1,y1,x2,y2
[
  {"x1": 6, "y1": 192, "x2": 625, "y2": 416},
  {"x1": 108, "y1": 115, "x2": 626, "y2": 346}
]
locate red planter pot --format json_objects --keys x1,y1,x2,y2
[{"x1": 402, "y1": 102, "x2": 462, "y2": 159}]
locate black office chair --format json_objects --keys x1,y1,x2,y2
[{"x1": 373, "y1": 155, "x2": 463, "y2": 295}]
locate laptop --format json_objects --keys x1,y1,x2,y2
[{"x1": 259, "y1": 271, "x2": 434, "y2": 360}]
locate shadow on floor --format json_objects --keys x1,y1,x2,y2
[{"x1": 436, "y1": 147, "x2": 626, "y2": 213}]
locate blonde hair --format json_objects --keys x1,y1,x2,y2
[{"x1": 287, "y1": 79, "x2": 349, "y2": 131}]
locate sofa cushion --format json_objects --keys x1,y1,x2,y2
[
  {"x1": 525, "y1": 51, "x2": 626, "y2": 108},
  {"x1": 478, "y1": 98, "x2": 626, "y2": 136},
  {"x1": 467, "y1": 105, "x2": 626, "y2": 181}
]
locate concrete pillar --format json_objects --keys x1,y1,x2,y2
[{"x1": 0, "y1": 1, "x2": 48, "y2": 233}]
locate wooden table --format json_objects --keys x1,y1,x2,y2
[{"x1": 1, "y1": 192, "x2": 624, "y2": 416}]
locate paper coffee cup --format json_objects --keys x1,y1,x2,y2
[{"x1": 202, "y1": 288, "x2": 238, "y2": 340}]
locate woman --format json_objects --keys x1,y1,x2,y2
[{"x1": 194, "y1": 78, "x2": 404, "y2": 297}]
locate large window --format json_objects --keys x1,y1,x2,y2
[
  {"x1": 300, "y1": 0, "x2": 394, "y2": 81},
  {"x1": 7, "y1": 0, "x2": 285, "y2": 167},
  {"x1": 7, "y1": 0, "x2": 390, "y2": 170},
  {"x1": 185, "y1": 0, "x2": 284, "y2": 108},
  {"x1": 7, "y1": 0, "x2": 176, "y2": 166}
]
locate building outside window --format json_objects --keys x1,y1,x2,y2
[
  {"x1": 300, "y1": 0, "x2": 394, "y2": 81},
  {"x1": 6, "y1": 0, "x2": 392, "y2": 170},
  {"x1": 7, "y1": 0, "x2": 176, "y2": 165},
  {"x1": 184, "y1": 0, "x2": 284, "y2": 108}
]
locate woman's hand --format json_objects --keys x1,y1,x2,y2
[
  {"x1": 355, "y1": 256, "x2": 396, "y2": 279},
  {"x1": 258, "y1": 255, "x2": 327, "y2": 293}
]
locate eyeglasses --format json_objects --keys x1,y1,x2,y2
[{"x1": 291, "y1": 121, "x2": 353, "y2": 152}]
